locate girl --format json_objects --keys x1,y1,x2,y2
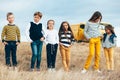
[
  {"x1": 59, "y1": 21, "x2": 74, "y2": 72},
  {"x1": 45, "y1": 20, "x2": 59, "y2": 71},
  {"x1": 102, "y1": 25, "x2": 117, "y2": 72},
  {"x1": 81, "y1": 11, "x2": 102, "y2": 73}
]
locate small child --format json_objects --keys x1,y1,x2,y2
[
  {"x1": 44, "y1": 20, "x2": 59, "y2": 72},
  {"x1": 26, "y1": 12, "x2": 45, "y2": 71},
  {"x1": 59, "y1": 21, "x2": 74, "y2": 72},
  {"x1": 1, "y1": 12, "x2": 21, "y2": 70},
  {"x1": 102, "y1": 25, "x2": 117, "y2": 72}
]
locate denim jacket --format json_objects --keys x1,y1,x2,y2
[{"x1": 102, "y1": 33, "x2": 117, "y2": 48}]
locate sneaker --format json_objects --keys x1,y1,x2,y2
[
  {"x1": 30, "y1": 68, "x2": 34, "y2": 72},
  {"x1": 81, "y1": 69, "x2": 87, "y2": 73},
  {"x1": 51, "y1": 68, "x2": 56, "y2": 72},
  {"x1": 95, "y1": 69, "x2": 101, "y2": 73},
  {"x1": 48, "y1": 68, "x2": 52, "y2": 72},
  {"x1": 13, "y1": 66, "x2": 18, "y2": 71},
  {"x1": 36, "y1": 68, "x2": 40, "y2": 71}
]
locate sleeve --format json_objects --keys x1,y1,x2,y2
[
  {"x1": 42, "y1": 25, "x2": 46, "y2": 38},
  {"x1": 16, "y1": 26, "x2": 21, "y2": 42},
  {"x1": 113, "y1": 37, "x2": 117, "y2": 47},
  {"x1": 25, "y1": 23, "x2": 32, "y2": 42},
  {"x1": 56, "y1": 30, "x2": 59, "y2": 44},
  {"x1": 84, "y1": 22, "x2": 90, "y2": 39},
  {"x1": 1, "y1": 26, "x2": 6, "y2": 42},
  {"x1": 44, "y1": 30, "x2": 48, "y2": 44}
]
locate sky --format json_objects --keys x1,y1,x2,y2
[{"x1": 0, "y1": 0, "x2": 120, "y2": 46}]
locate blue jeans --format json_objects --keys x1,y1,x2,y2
[
  {"x1": 30, "y1": 40, "x2": 43, "y2": 69},
  {"x1": 5, "y1": 41, "x2": 17, "y2": 66}
]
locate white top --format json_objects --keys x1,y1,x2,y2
[
  {"x1": 25, "y1": 21, "x2": 46, "y2": 42},
  {"x1": 44, "y1": 29, "x2": 59, "y2": 45}
]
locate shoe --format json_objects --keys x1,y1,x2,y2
[
  {"x1": 51, "y1": 68, "x2": 56, "y2": 72},
  {"x1": 48, "y1": 68, "x2": 52, "y2": 72},
  {"x1": 30, "y1": 68, "x2": 34, "y2": 72},
  {"x1": 81, "y1": 69, "x2": 87, "y2": 73},
  {"x1": 95, "y1": 69, "x2": 101, "y2": 73},
  {"x1": 13, "y1": 66, "x2": 18, "y2": 71},
  {"x1": 36, "y1": 68, "x2": 40, "y2": 71}
]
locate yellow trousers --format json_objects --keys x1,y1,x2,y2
[
  {"x1": 104, "y1": 48, "x2": 114, "y2": 70},
  {"x1": 84, "y1": 37, "x2": 101, "y2": 70},
  {"x1": 60, "y1": 45, "x2": 71, "y2": 71}
]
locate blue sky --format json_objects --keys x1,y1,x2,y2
[{"x1": 0, "y1": 0, "x2": 120, "y2": 46}]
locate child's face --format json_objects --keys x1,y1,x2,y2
[
  {"x1": 48, "y1": 21, "x2": 54, "y2": 30},
  {"x1": 63, "y1": 23, "x2": 68, "y2": 31},
  {"x1": 95, "y1": 16, "x2": 101, "y2": 23},
  {"x1": 7, "y1": 15, "x2": 14, "y2": 24},
  {"x1": 105, "y1": 28, "x2": 111, "y2": 34},
  {"x1": 34, "y1": 15, "x2": 41, "y2": 23}
]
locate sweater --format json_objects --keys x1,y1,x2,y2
[
  {"x1": 1, "y1": 24, "x2": 20, "y2": 42},
  {"x1": 84, "y1": 21, "x2": 101, "y2": 39},
  {"x1": 44, "y1": 29, "x2": 59, "y2": 45},
  {"x1": 59, "y1": 31, "x2": 74, "y2": 47}
]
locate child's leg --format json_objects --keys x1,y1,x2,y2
[
  {"x1": 108, "y1": 48, "x2": 114, "y2": 70},
  {"x1": 5, "y1": 43, "x2": 11, "y2": 66},
  {"x1": 94, "y1": 38, "x2": 101, "y2": 70},
  {"x1": 30, "y1": 42, "x2": 38, "y2": 69},
  {"x1": 66, "y1": 47, "x2": 71, "y2": 71},
  {"x1": 84, "y1": 38, "x2": 95, "y2": 70},
  {"x1": 36, "y1": 41, "x2": 43, "y2": 69},
  {"x1": 104, "y1": 48, "x2": 110, "y2": 70},
  {"x1": 60, "y1": 45, "x2": 67, "y2": 71},
  {"x1": 11, "y1": 42, "x2": 17, "y2": 66},
  {"x1": 51, "y1": 44, "x2": 58, "y2": 68},
  {"x1": 46, "y1": 44, "x2": 52, "y2": 68}
]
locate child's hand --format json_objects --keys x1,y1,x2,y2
[
  {"x1": 40, "y1": 37, "x2": 45, "y2": 41},
  {"x1": 16, "y1": 42, "x2": 20, "y2": 45},
  {"x1": 3, "y1": 42, "x2": 8, "y2": 45}
]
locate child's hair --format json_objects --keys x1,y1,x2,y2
[
  {"x1": 89, "y1": 11, "x2": 102, "y2": 22},
  {"x1": 59, "y1": 21, "x2": 74, "y2": 38},
  {"x1": 105, "y1": 25, "x2": 115, "y2": 34},
  {"x1": 7, "y1": 12, "x2": 13, "y2": 18},
  {"x1": 47, "y1": 19, "x2": 55, "y2": 29},
  {"x1": 34, "y1": 11, "x2": 42, "y2": 18}
]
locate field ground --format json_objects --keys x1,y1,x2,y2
[{"x1": 0, "y1": 42, "x2": 120, "y2": 80}]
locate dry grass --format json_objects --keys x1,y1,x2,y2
[{"x1": 0, "y1": 42, "x2": 120, "y2": 80}]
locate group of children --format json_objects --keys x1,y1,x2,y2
[{"x1": 1, "y1": 11, "x2": 117, "y2": 73}]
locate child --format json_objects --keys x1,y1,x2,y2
[
  {"x1": 81, "y1": 11, "x2": 102, "y2": 73},
  {"x1": 59, "y1": 21, "x2": 74, "y2": 72},
  {"x1": 26, "y1": 12, "x2": 45, "y2": 71},
  {"x1": 44, "y1": 20, "x2": 59, "y2": 71},
  {"x1": 1, "y1": 12, "x2": 20, "y2": 70},
  {"x1": 102, "y1": 25, "x2": 117, "y2": 72}
]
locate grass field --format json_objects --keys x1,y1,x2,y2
[{"x1": 0, "y1": 42, "x2": 120, "y2": 80}]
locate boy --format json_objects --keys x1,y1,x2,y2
[
  {"x1": 26, "y1": 12, "x2": 45, "y2": 71},
  {"x1": 1, "y1": 12, "x2": 20, "y2": 70}
]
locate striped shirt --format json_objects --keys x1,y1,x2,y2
[
  {"x1": 59, "y1": 31, "x2": 74, "y2": 47},
  {"x1": 1, "y1": 24, "x2": 20, "y2": 42}
]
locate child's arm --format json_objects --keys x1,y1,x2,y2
[
  {"x1": 84, "y1": 22, "x2": 90, "y2": 39},
  {"x1": 56, "y1": 30, "x2": 59, "y2": 44},
  {"x1": 1, "y1": 26, "x2": 6, "y2": 42},
  {"x1": 16, "y1": 26, "x2": 21, "y2": 43},
  {"x1": 113, "y1": 37, "x2": 117, "y2": 47},
  {"x1": 1, "y1": 26, "x2": 8, "y2": 45},
  {"x1": 25, "y1": 23, "x2": 32, "y2": 42}
]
